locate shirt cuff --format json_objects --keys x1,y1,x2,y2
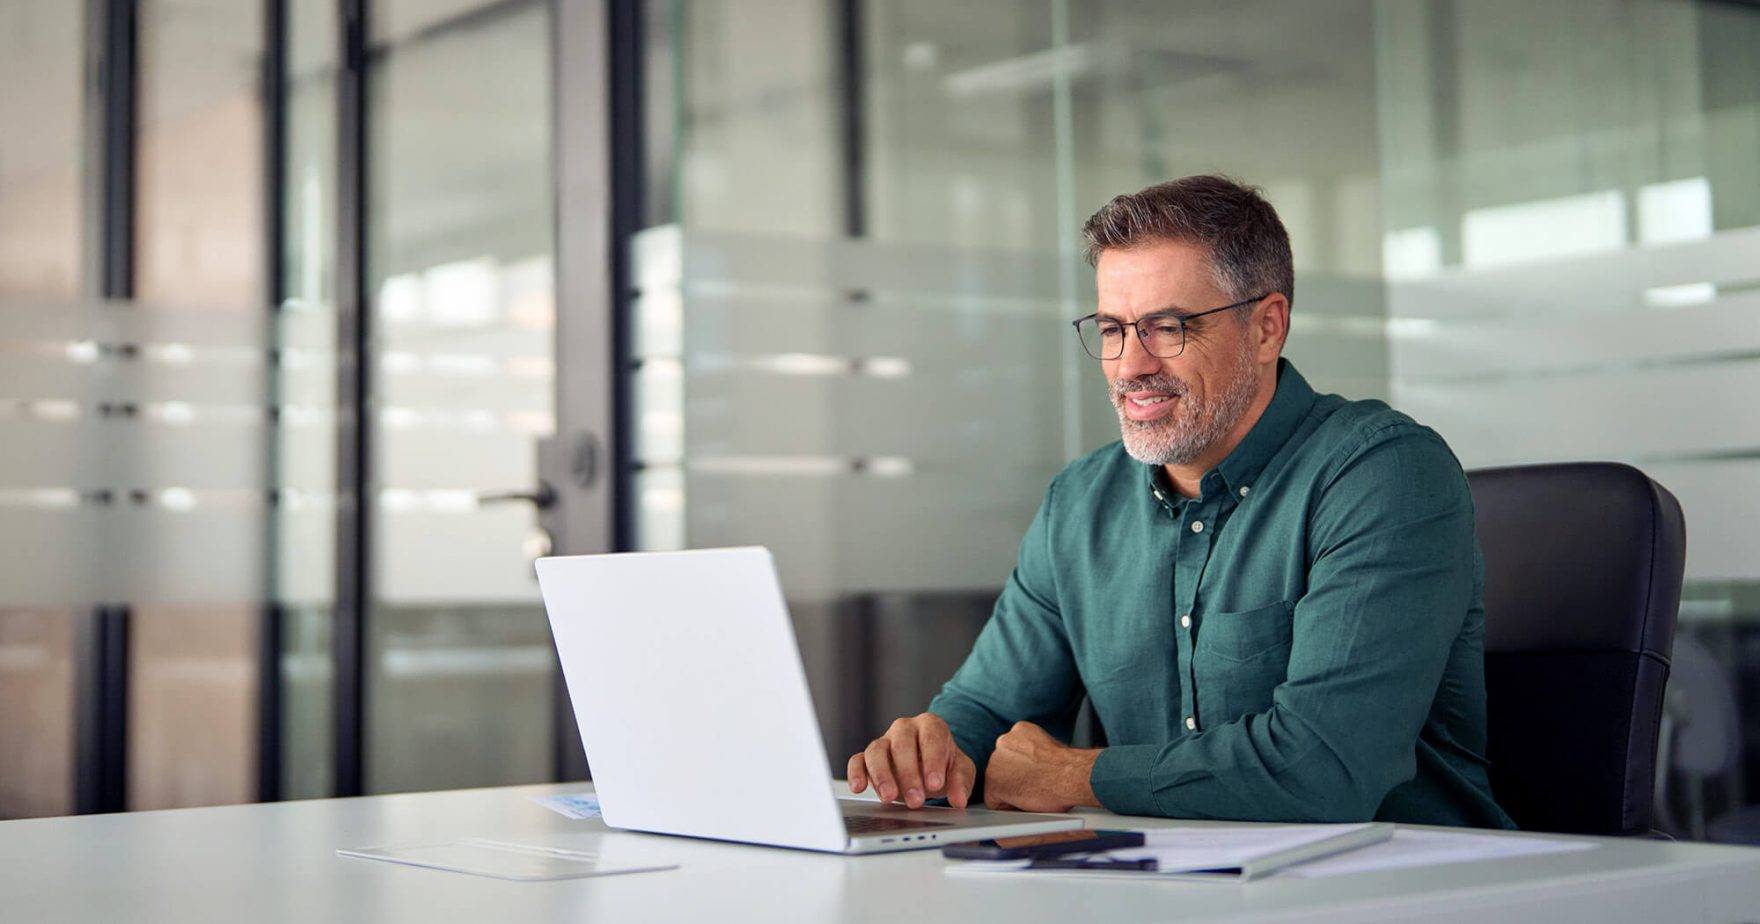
[{"x1": 1089, "y1": 744, "x2": 1164, "y2": 817}]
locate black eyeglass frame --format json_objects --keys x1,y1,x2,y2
[{"x1": 1070, "y1": 294, "x2": 1269, "y2": 360}]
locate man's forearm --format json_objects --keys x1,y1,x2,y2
[{"x1": 982, "y1": 721, "x2": 1104, "y2": 812}]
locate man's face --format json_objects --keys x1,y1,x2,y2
[{"x1": 1093, "y1": 239, "x2": 1264, "y2": 469}]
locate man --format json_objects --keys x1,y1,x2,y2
[{"x1": 847, "y1": 175, "x2": 1514, "y2": 828}]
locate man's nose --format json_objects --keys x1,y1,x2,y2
[{"x1": 1113, "y1": 327, "x2": 1163, "y2": 379}]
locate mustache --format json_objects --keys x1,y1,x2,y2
[{"x1": 1113, "y1": 375, "x2": 1189, "y2": 400}]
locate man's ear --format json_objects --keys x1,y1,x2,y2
[{"x1": 1256, "y1": 293, "x2": 1291, "y2": 362}]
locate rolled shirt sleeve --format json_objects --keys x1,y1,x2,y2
[{"x1": 928, "y1": 481, "x2": 1083, "y2": 786}]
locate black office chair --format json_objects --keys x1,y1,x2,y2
[{"x1": 1470, "y1": 462, "x2": 1686, "y2": 836}]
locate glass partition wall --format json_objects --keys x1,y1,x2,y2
[
  {"x1": 1373, "y1": 0, "x2": 1760, "y2": 838},
  {"x1": 0, "y1": 0, "x2": 564, "y2": 816},
  {"x1": 0, "y1": 0, "x2": 86, "y2": 819},
  {"x1": 4, "y1": 0, "x2": 1758, "y2": 835},
  {"x1": 128, "y1": 0, "x2": 269, "y2": 814},
  {"x1": 640, "y1": 0, "x2": 1760, "y2": 837},
  {"x1": 362, "y1": 0, "x2": 558, "y2": 793},
  {"x1": 635, "y1": 0, "x2": 1392, "y2": 762}
]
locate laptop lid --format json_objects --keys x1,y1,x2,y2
[
  {"x1": 536, "y1": 547, "x2": 1082, "y2": 854},
  {"x1": 537, "y1": 547, "x2": 854, "y2": 852}
]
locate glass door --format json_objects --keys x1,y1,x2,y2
[{"x1": 360, "y1": 0, "x2": 559, "y2": 793}]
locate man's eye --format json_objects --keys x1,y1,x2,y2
[
  {"x1": 1097, "y1": 325, "x2": 1124, "y2": 338},
  {"x1": 1148, "y1": 320, "x2": 1183, "y2": 336}
]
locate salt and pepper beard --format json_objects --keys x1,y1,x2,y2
[{"x1": 1111, "y1": 326, "x2": 1262, "y2": 468}]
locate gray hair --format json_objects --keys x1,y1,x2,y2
[{"x1": 1081, "y1": 174, "x2": 1294, "y2": 309}]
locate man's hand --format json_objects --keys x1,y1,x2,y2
[
  {"x1": 983, "y1": 721, "x2": 1103, "y2": 813},
  {"x1": 847, "y1": 713, "x2": 977, "y2": 809}
]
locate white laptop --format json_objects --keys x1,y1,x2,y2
[{"x1": 535, "y1": 546, "x2": 1085, "y2": 854}]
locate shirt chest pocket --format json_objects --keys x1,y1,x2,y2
[{"x1": 1192, "y1": 599, "x2": 1295, "y2": 725}]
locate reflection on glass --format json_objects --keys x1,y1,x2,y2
[
  {"x1": 127, "y1": 0, "x2": 268, "y2": 809},
  {"x1": 641, "y1": 0, "x2": 1393, "y2": 760},
  {"x1": 0, "y1": 1, "x2": 82, "y2": 297},
  {"x1": 1374, "y1": 0, "x2": 1760, "y2": 839},
  {"x1": 277, "y1": 0, "x2": 343, "y2": 801},
  {"x1": 364, "y1": 0, "x2": 555, "y2": 793},
  {"x1": 127, "y1": 606, "x2": 258, "y2": 810},
  {"x1": 135, "y1": 0, "x2": 266, "y2": 307},
  {"x1": 0, "y1": 0, "x2": 83, "y2": 820},
  {"x1": 0, "y1": 609, "x2": 76, "y2": 818}
]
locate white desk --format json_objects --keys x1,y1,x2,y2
[{"x1": 4, "y1": 783, "x2": 1758, "y2": 923}]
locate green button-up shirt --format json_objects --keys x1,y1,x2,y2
[{"x1": 928, "y1": 360, "x2": 1515, "y2": 828}]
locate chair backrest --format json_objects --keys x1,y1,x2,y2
[{"x1": 1469, "y1": 462, "x2": 1685, "y2": 836}]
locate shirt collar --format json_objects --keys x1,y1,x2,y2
[{"x1": 1141, "y1": 358, "x2": 1317, "y2": 503}]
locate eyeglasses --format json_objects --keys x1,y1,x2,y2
[{"x1": 1071, "y1": 295, "x2": 1267, "y2": 361}]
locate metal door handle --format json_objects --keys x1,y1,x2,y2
[{"x1": 476, "y1": 481, "x2": 558, "y2": 510}]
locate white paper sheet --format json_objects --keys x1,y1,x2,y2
[
  {"x1": 338, "y1": 838, "x2": 675, "y2": 881},
  {"x1": 1109, "y1": 823, "x2": 1381, "y2": 873},
  {"x1": 1276, "y1": 828, "x2": 1596, "y2": 879},
  {"x1": 945, "y1": 825, "x2": 1597, "y2": 883},
  {"x1": 948, "y1": 823, "x2": 1386, "y2": 879}
]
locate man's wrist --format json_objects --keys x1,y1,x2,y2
[{"x1": 1067, "y1": 747, "x2": 1103, "y2": 808}]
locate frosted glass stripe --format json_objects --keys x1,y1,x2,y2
[
  {"x1": 377, "y1": 429, "x2": 539, "y2": 489},
  {"x1": 0, "y1": 508, "x2": 263, "y2": 606},
  {"x1": 676, "y1": 468, "x2": 1053, "y2": 597},
  {"x1": 1388, "y1": 225, "x2": 1760, "y2": 321},
  {"x1": 0, "y1": 419, "x2": 265, "y2": 490},
  {"x1": 654, "y1": 371, "x2": 1070, "y2": 460},
  {"x1": 1396, "y1": 360, "x2": 1760, "y2": 466},
  {"x1": 0, "y1": 297, "x2": 267, "y2": 347},
  {"x1": 0, "y1": 358, "x2": 267, "y2": 405},
  {"x1": 375, "y1": 507, "x2": 543, "y2": 605},
  {"x1": 1642, "y1": 458, "x2": 1760, "y2": 580},
  {"x1": 634, "y1": 225, "x2": 1068, "y2": 300},
  {"x1": 1391, "y1": 290, "x2": 1760, "y2": 383}
]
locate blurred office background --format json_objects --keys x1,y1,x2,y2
[{"x1": 2, "y1": 0, "x2": 1758, "y2": 841}]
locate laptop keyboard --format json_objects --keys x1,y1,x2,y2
[{"x1": 843, "y1": 814, "x2": 954, "y2": 834}]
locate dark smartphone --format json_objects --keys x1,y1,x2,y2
[{"x1": 941, "y1": 829, "x2": 1144, "y2": 860}]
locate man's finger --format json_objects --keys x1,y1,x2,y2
[
  {"x1": 947, "y1": 752, "x2": 976, "y2": 809},
  {"x1": 887, "y1": 724, "x2": 926, "y2": 808},
  {"x1": 918, "y1": 725, "x2": 952, "y2": 795},
  {"x1": 847, "y1": 753, "x2": 868, "y2": 794},
  {"x1": 863, "y1": 741, "x2": 899, "y2": 804}
]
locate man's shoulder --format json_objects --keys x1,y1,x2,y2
[
  {"x1": 1298, "y1": 392, "x2": 1468, "y2": 504},
  {"x1": 1052, "y1": 440, "x2": 1136, "y2": 486},
  {"x1": 1035, "y1": 441, "x2": 1138, "y2": 511},
  {"x1": 1307, "y1": 392, "x2": 1452, "y2": 462}
]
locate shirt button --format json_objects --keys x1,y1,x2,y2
[
  {"x1": 1185, "y1": 717, "x2": 1196, "y2": 731},
  {"x1": 1239, "y1": 485, "x2": 1250, "y2": 497},
  {"x1": 1180, "y1": 614, "x2": 1191, "y2": 628},
  {"x1": 1191, "y1": 520, "x2": 1204, "y2": 533}
]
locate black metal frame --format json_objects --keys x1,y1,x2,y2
[
  {"x1": 836, "y1": 0, "x2": 865, "y2": 238},
  {"x1": 73, "y1": 606, "x2": 129, "y2": 813},
  {"x1": 257, "y1": 0, "x2": 290, "y2": 805},
  {"x1": 331, "y1": 0, "x2": 371, "y2": 799},
  {"x1": 96, "y1": 0, "x2": 137, "y2": 298},
  {"x1": 541, "y1": 0, "x2": 634, "y2": 783},
  {"x1": 72, "y1": 0, "x2": 138, "y2": 817},
  {"x1": 607, "y1": 0, "x2": 642, "y2": 557}
]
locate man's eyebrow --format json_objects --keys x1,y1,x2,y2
[{"x1": 1093, "y1": 306, "x2": 1192, "y2": 322}]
